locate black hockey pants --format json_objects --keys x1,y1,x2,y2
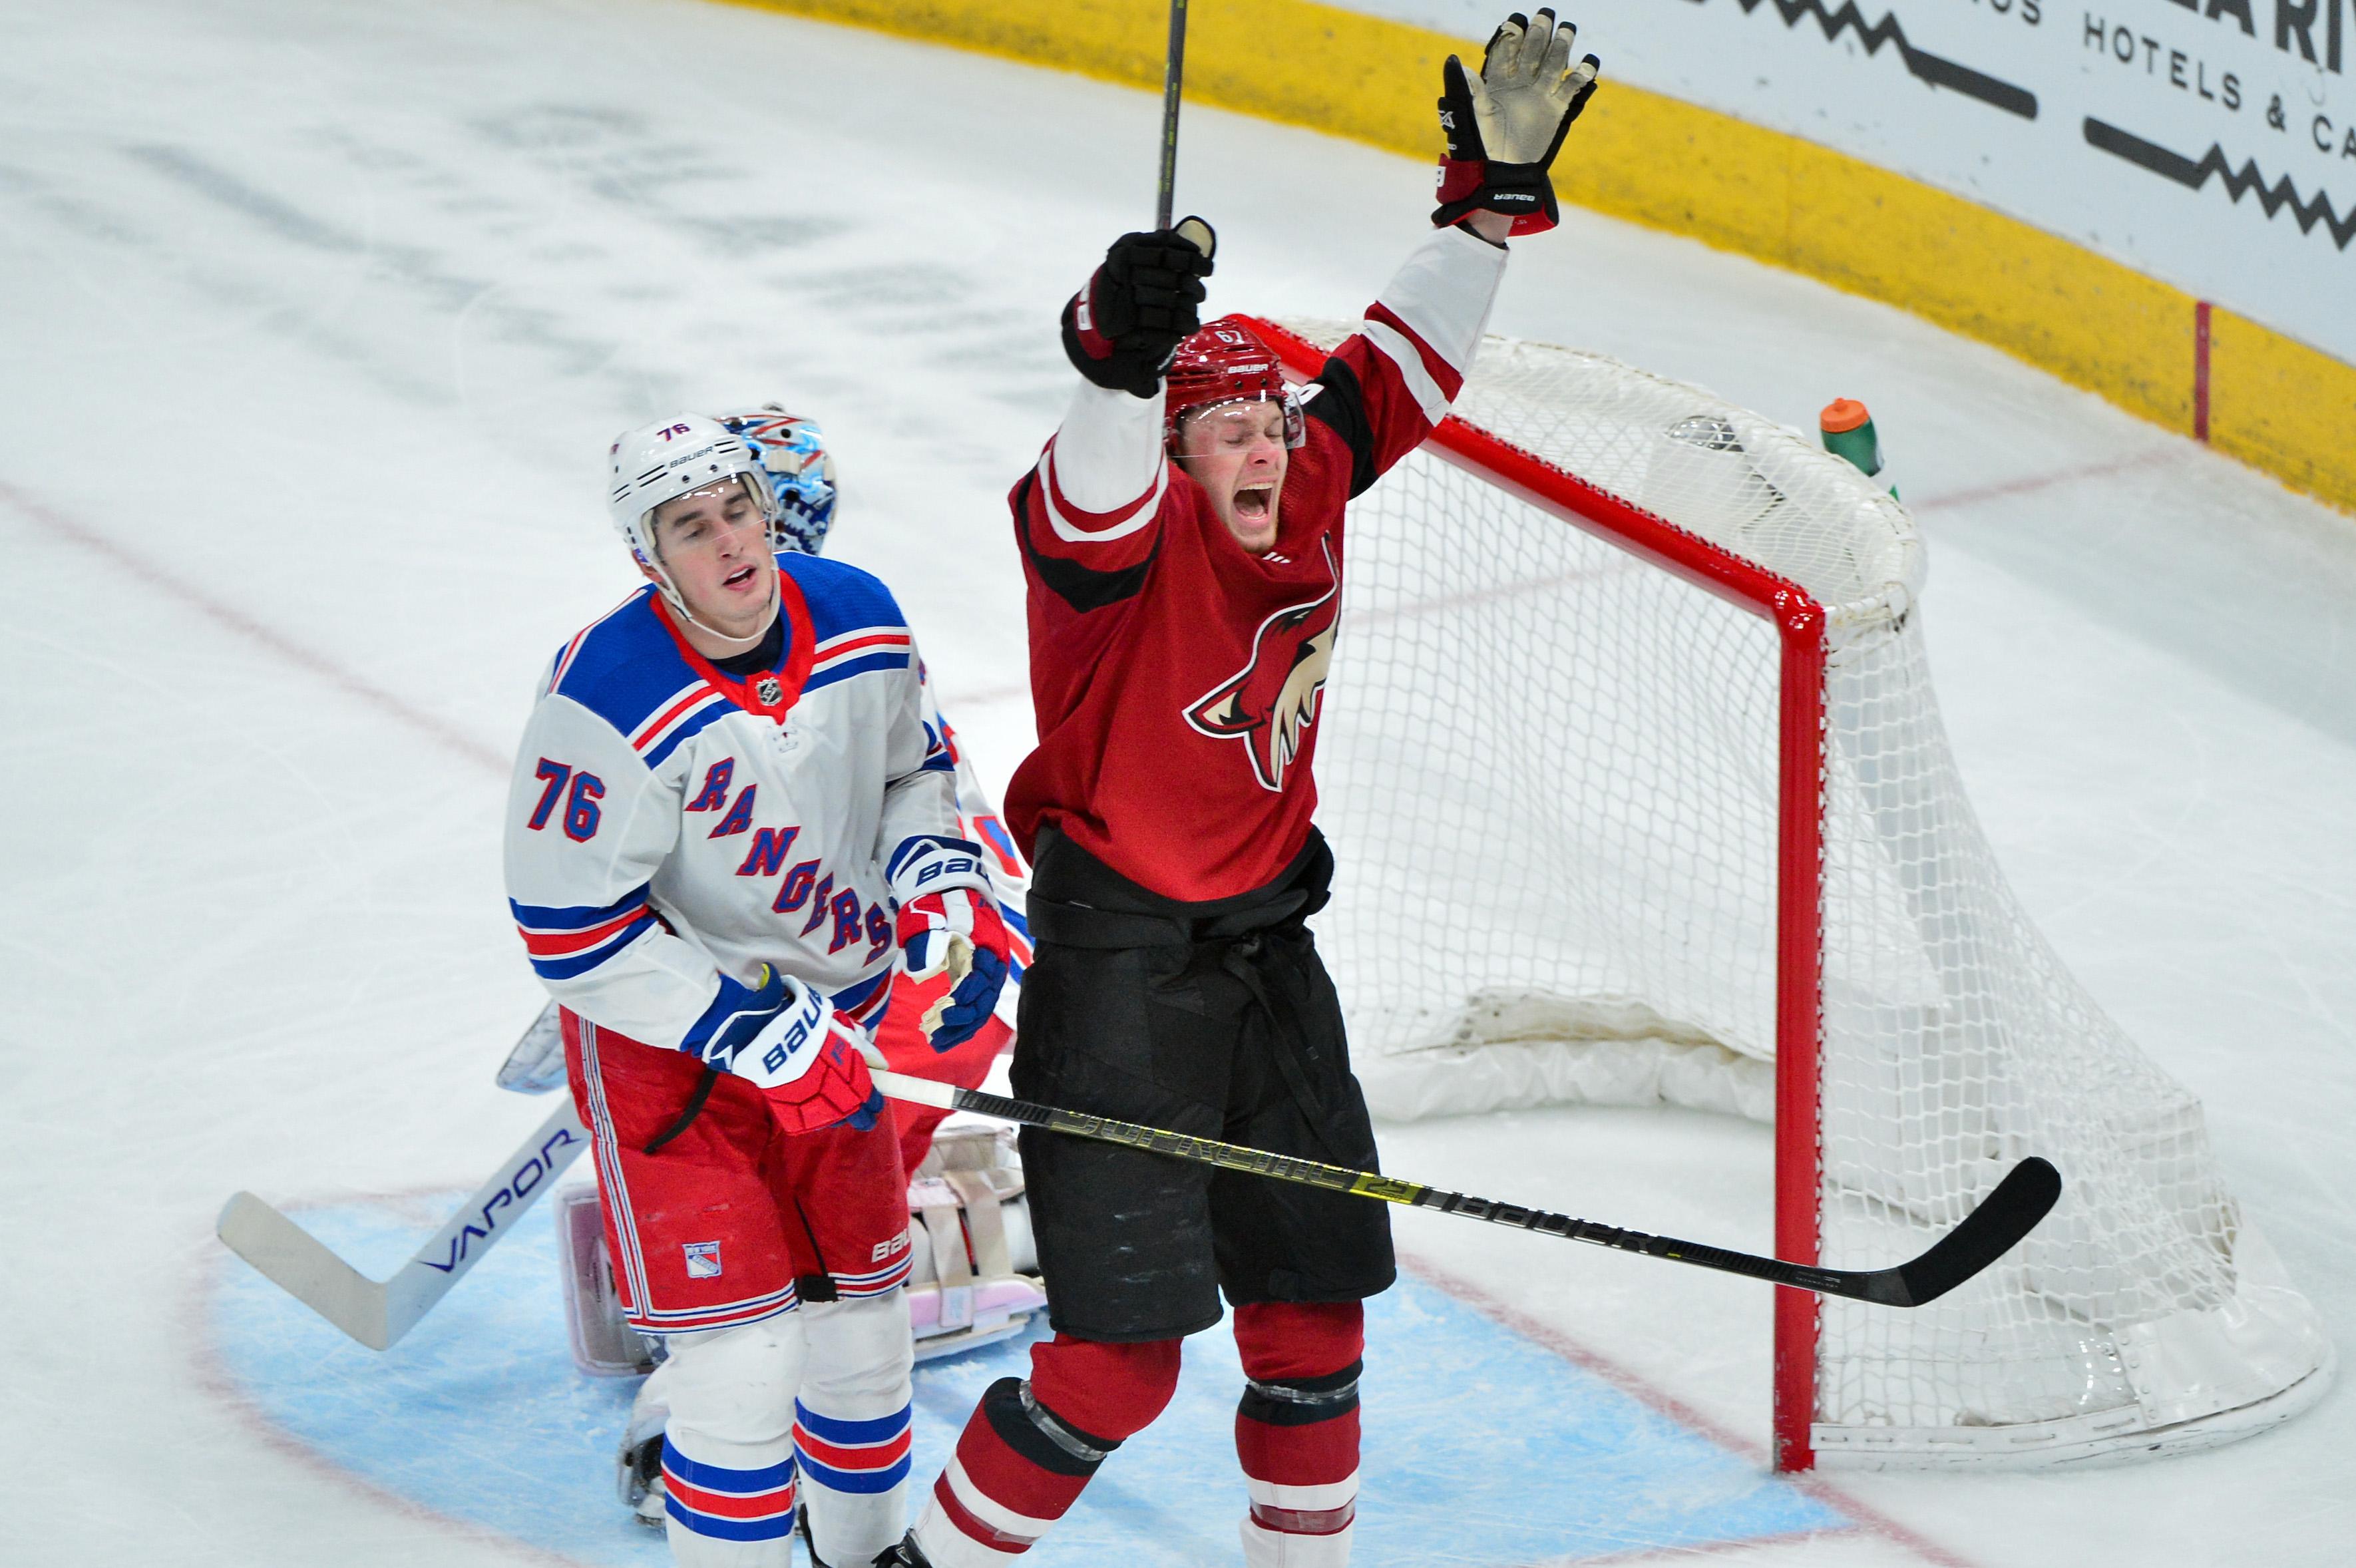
[{"x1": 1011, "y1": 826, "x2": 1396, "y2": 1342}]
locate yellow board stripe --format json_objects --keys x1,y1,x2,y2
[{"x1": 715, "y1": 0, "x2": 2355, "y2": 516}]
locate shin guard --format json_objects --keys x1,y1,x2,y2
[
  {"x1": 658, "y1": 1316, "x2": 805, "y2": 1565},
  {"x1": 795, "y1": 1292, "x2": 917, "y2": 1567},
  {"x1": 913, "y1": 1337, "x2": 1178, "y2": 1568},
  {"x1": 1234, "y1": 1303, "x2": 1363, "y2": 1568}
]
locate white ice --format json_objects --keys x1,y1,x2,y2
[{"x1": 2, "y1": 1, "x2": 2350, "y2": 1563}]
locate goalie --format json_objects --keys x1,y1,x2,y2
[{"x1": 888, "y1": 13, "x2": 1602, "y2": 1568}]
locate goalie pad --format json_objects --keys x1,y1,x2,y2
[
  {"x1": 905, "y1": 1122, "x2": 1046, "y2": 1362},
  {"x1": 554, "y1": 1183, "x2": 664, "y2": 1378},
  {"x1": 556, "y1": 1127, "x2": 1046, "y2": 1380}
]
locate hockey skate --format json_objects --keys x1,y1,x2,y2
[
  {"x1": 869, "y1": 1532, "x2": 934, "y2": 1567},
  {"x1": 614, "y1": 1357, "x2": 672, "y2": 1530}
]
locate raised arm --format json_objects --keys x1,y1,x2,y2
[
  {"x1": 1015, "y1": 222, "x2": 1218, "y2": 595},
  {"x1": 1307, "y1": 11, "x2": 1603, "y2": 491}
]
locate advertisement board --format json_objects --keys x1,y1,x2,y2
[{"x1": 1357, "y1": 0, "x2": 2351, "y2": 363}]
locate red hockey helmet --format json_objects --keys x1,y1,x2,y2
[{"x1": 1164, "y1": 316, "x2": 1306, "y2": 450}]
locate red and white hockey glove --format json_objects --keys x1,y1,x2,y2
[
  {"x1": 1432, "y1": 10, "x2": 1601, "y2": 236},
  {"x1": 1061, "y1": 218, "x2": 1217, "y2": 399},
  {"x1": 896, "y1": 888, "x2": 1013, "y2": 1051},
  {"x1": 705, "y1": 968, "x2": 883, "y2": 1135}
]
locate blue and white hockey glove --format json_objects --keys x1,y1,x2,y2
[
  {"x1": 896, "y1": 889, "x2": 1012, "y2": 1052},
  {"x1": 701, "y1": 967, "x2": 883, "y2": 1134}
]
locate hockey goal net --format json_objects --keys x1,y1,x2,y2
[{"x1": 1255, "y1": 318, "x2": 2333, "y2": 1470}]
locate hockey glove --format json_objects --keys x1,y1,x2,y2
[
  {"x1": 896, "y1": 887, "x2": 1013, "y2": 1051},
  {"x1": 1432, "y1": 10, "x2": 1602, "y2": 236},
  {"x1": 1061, "y1": 218, "x2": 1218, "y2": 399},
  {"x1": 704, "y1": 968, "x2": 883, "y2": 1135}
]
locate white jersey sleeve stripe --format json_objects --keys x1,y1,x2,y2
[
  {"x1": 1040, "y1": 440, "x2": 1167, "y2": 544},
  {"x1": 1366, "y1": 222, "x2": 1505, "y2": 386},
  {"x1": 628, "y1": 680, "x2": 715, "y2": 749},
  {"x1": 1042, "y1": 377, "x2": 1169, "y2": 515},
  {"x1": 811, "y1": 628, "x2": 913, "y2": 673},
  {"x1": 1359, "y1": 316, "x2": 1452, "y2": 425}
]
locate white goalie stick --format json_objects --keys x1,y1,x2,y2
[{"x1": 216, "y1": 1092, "x2": 589, "y2": 1350}]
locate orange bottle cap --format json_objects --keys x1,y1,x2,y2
[{"x1": 1820, "y1": 397, "x2": 1871, "y2": 434}]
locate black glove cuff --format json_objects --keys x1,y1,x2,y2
[
  {"x1": 1062, "y1": 295, "x2": 1173, "y2": 399},
  {"x1": 1430, "y1": 160, "x2": 1559, "y2": 230}
]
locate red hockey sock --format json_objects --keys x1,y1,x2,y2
[
  {"x1": 912, "y1": 1336, "x2": 1180, "y2": 1567},
  {"x1": 1233, "y1": 1302, "x2": 1364, "y2": 1563}
]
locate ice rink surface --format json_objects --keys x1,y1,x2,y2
[{"x1": 2, "y1": 1, "x2": 2350, "y2": 1563}]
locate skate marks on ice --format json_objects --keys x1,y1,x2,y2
[{"x1": 206, "y1": 1191, "x2": 1857, "y2": 1566}]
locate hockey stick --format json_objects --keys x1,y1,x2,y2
[
  {"x1": 1154, "y1": 0, "x2": 1189, "y2": 228},
  {"x1": 873, "y1": 1072, "x2": 2061, "y2": 1307},
  {"x1": 216, "y1": 1097, "x2": 590, "y2": 1350}
]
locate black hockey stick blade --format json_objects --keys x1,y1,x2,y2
[{"x1": 1853, "y1": 1155, "x2": 2062, "y2": 1307}]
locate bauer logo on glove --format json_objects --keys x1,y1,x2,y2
[
  {"x1": 704, "y1": 970, "x2": 884, "y2": 1134},
  {"x1": 888, "y1": 835, "x2": 1014, "y2": 1050}
]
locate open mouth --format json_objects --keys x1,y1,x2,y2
[
  {"x1": 723, "y1": 563, "x2": 760, "y2": 590},
  {"x1": 1233, "y1": 486, "x2": 1275, "y2": 524}
]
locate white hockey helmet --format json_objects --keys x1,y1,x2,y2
[{"x1": 606, "y1": 414, "x2": 782, "y2": 600}]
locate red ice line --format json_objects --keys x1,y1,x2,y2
[
  {"x1": 1398, "y1": 1250, "x2": 1979, "y2": 1568},
  {"x1": 1905, "y1": 446, "x2": 2182, "y2": 514},
  {"x1": 0, "y1": 479, "x2": 510, "y2": 776},
  {"x1": 179, "y1": 1231, "x2": 592, "y2": 1567}
]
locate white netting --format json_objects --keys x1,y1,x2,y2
[{"x1": 1292, "y1": 324, "x2": 2333, "y2": 1466}]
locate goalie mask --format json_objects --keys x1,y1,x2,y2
[
  {"x1": 717, "y1": 404, "x2": 839, "y2": 556},
  {"x1": 1164, "y1": 317, "x2": 1306, "y2": 451},
  {"x1": 606, "y1": 413, "x2": 783, "y2": 609}
]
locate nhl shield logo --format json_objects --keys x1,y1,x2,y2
[
  {"x1": 754, "y1": 674, "x2": 784, "y2": 707},
  {"x1": 683, "y1": 1241, "x2": 723, "y2": 1279}
]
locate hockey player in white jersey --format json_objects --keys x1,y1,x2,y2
[{"x1": 506, "y1": 412, "x2": 1013, "y2": 1567}]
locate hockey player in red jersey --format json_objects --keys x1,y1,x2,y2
[
  {"x1": 887, "y1": 14, "x2": 1601, "y2": 1568},
  {"x1": 506, "y1": 412, "x2": 1014, "y2": 1568}
]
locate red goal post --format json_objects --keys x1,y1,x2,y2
[
  {"x1": 1243, "y1": 316, "x2": 2332, "y2": 1472},
  {"x1": 1246, "y1": 316, "x2": 1834, "y2": 1470}
]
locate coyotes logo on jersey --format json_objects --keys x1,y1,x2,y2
[{"x1": 1183, "y1": 543, "x2": 1340, "y2": 793}]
